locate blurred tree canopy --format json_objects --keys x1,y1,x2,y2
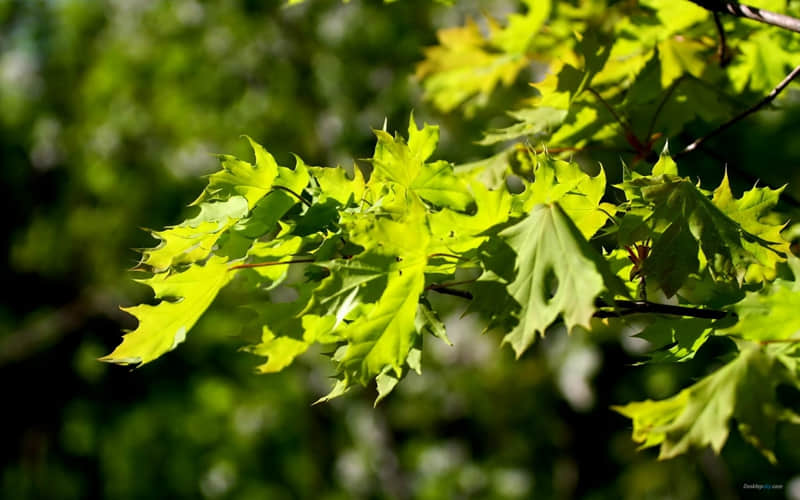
[{"x1": 3, "y1": 0, "x2": 800, "y2": 499}]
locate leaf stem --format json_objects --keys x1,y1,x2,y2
[
  {"x1": 586, "y1": 87, "x2": 629, "y2": 132},
  {"x1": 677, "y1": 63, "x2": 800, "y2": 157},
  {"x1": 646, "y1": 75, "x2": 685, "y2": 142},
  {"x1": 587, "y1": 87, "x2": 648, "y2": 156},
  {"x1": 229, "y1": 258, "x2": 315, "y2": 271},
  {"x1": 427, "y1": 253, "x2": 465, "y2": 260},
  {"x1": 271, "y1": 185, "x2": 313, "y2": 207}
]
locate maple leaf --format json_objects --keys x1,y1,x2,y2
[
  {"x1": 337, "y1": 261, "x2": 426, "y2": 384},
  {"x1": 415, "y1": 5, "x2": 542, "y2": 115},
  {"x1": 721, "y1": 256, "x2": 800, "y2": 343},
  {"x1": 232, "y1": 155, "x2": 310, "y2": 239},
  {"x1": 622, "y1": 153, "x2": 788, "y2": 291},
  {"x1": 517, "y1": 152, "x2": 613, "y2": 239},
  {"x1": 370, "y1": 116, "x2": 473, "y2": 211},
  {"x1": 140, "y1": 196, "x2": 248, "y2": 272},
  {"x1": 728, "y1": 30, "x2": 798, "y2": 93},
  {"x1": 309, "y1": 164, "x2": 365, "y2": 206},
  {"x1": 244, "y1": 285, "x2": 336, "y2": 374},
  {"x1": 633, "y1": 317, "x2": 713, "y2": 364},
  {"x1": 101, "y1": 256, "x2": 234, "y2": 366},
  {"x1": 427, "y1": 180, "x2": 512, "y2": 257},
  {"x1": 614, "y1": 345, "x2": 800, "y2": 464},
  {"x1": 139, "y1": 140, "x2": 311, "y2": 271},
  {"x1": 498, "y1": 203, "x2": 625, "y2": 356},
  {"x1": 192, "y1": 136, "x2": 278, "y2": 209}
]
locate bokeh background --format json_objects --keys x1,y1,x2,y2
[{"x1": 4, "y1": 1, "x2": 800, "y2": 498}]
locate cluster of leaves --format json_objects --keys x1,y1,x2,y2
[{"x1": 107, "y1": 0, "x2": 800, "y2": 464}]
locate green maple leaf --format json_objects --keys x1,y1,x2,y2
[
  {"x1": 711, "y1": 173, "x2": 789, "y2": 282},
  {"x1": 304, "y1": 253, "x2": 398, "y2": 331},
  {"x1": 479, "y1": 61, "x2": 603, "y2": 147},
  {"x1": 427, "y1": 180, "x2": 512, "y2": 257},
  {"x1": 415, "y1": 3, "x2": 546, "y2": 115},
  {"x1": 639, "y1": 0, "x2": 708, "y2": 36},
  {"x1": 139, "y1": 140, "x2": 311, "y2": 271},
  {"x1": 623, "y1": 54, "x2": 738, "y2": 138},
  {"x1": 370, "y1": 116, "x2": 473, "y2": 211},
  {"x1": 722, "y1": 257, "x2": 800, "y2": 342},
  {"x1": 101, "y1": 256, "x2": 235, "y2": 366},
  {"x1": 416, "y1": 296, "x2": 450, "y2": 345},
  {"x1": 232, "y1": 155, "x2": 310, "y2": 239},
  {"x1": 335, "y1": 200, "x2": 430, "y2": 384},
  {"x1": 337, "y1": 260, "x2": 426, "y2": 384},
  {"x1": 498, "y1": 203, "x2": 625, "y2": 356},
  {"x1": 518, "y1": 152, "x2": 613, "y2": 239},
  {"x1": 728, "y1": 31, "x2": 797, "y2": 93},
  {"x1": 623, "y1": 154, "x2": 787, "y2": 289},
  {"x1": 633, "y1": 317, "x2": 713, "y2": 364},
  {"x1": 140, "y1": 196, "x2": 249, "y2": 272},
  {"x1": 478, "y1": 107, "x2": 569, "y2": 145},
  {"x1": 642, "y1": 220, "x2": 699, "y2": 298},
  {"x1": 309, "y1": 164, "x2": 365, "y2": 206},
  {"x1": 193, "y1": 136, "x2": 279, "y2": 209},
  {"x1": 242, "y1": 234, "x2": 304, "y2": 288},
  {"x1": 245, "y1": 285, "x2": 336, "y2": 374},
  {"x1": 614, "y1": 345, "x2": 800, "y2": 463}
]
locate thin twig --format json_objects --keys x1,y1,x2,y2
[
  {"x1": 688, "y1": 0, "x2": 800, "y2": 34},
  {"x1": 229, "y1": 258, "x2": 314, "y2": 271},
  {"x1": 429, "y1": 288, "x2": 474, "y2": 300},
  {"x1": 594, "y1": 299, "x2": 730, "y2": 319},
  {"x1": 677, "y1": 63, "x2": 800, "y2": 157},
  {"x1": 271, "y1": 185, "x2": 312, "y2": 207},
  {"x1": 586, "y1": 87, "x2": 629, "y2": 132},
  {"x1": 712, "y1": 12, "x2": 732, "y2": 66},
  {"x1": 587, "y1": 87, "x2": 649, "y2": 155},
  {"x1": 424, "y1": 278, "x2": 478, "y2": 291},
  {"x1": 646, "y1": 75, "x2": 686, "y2": 141},
  {"x1": 425, "y1": 279, "x2": 478, "y2": 300}
]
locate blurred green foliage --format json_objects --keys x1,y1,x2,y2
[{"x1": 3, "y1": 0, "x2": 800, "y2": 498}]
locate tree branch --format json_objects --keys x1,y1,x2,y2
[
  {"x1": 712, "y1": 12, "x2": 732, "y2": 66},
  {"x1": 425, "y1": 279, "x2": 476, "y2": 300},
  {"x1": 677, "y1": 63, "x2": 800, "y2": 157},
  {"x1": 595, "y1": 299, "x2": 731, "y2": 319},
  {"x1": 688, "y1": 0, "x2": 800, "y2": 34}
]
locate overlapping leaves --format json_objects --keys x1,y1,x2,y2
[
  {"x1": 614, "y1": 344, "x2": 800, "y2": 464},
  {"x1": 109, "y1": 0, "x2": 800, "y2": 464},
  {"x1": 618, "y1": 150, "x2": 788, "y2": 296}
]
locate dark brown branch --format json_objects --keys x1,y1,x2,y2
[
  {"x1": 429, "y1": 288, "x2": 473, "y2": 300},
  {"x1": 677, "y1": 63, "x2": 800, "y2": 157},
  {"x1": 229, "y1": 258, "x2": 314, "y2": 271},
  {"x1": 595, "y1": 299, "x2": 730, "y2": 319},
  {"x1": 688, "y1": 0, "x2": 800, "y2": 34},
  {"x1": 425, "y1": 279, "x2": 477, "y2": 300},
  {"x1": 712, "y1": 12, "x2": 732, "y2": 66}
]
